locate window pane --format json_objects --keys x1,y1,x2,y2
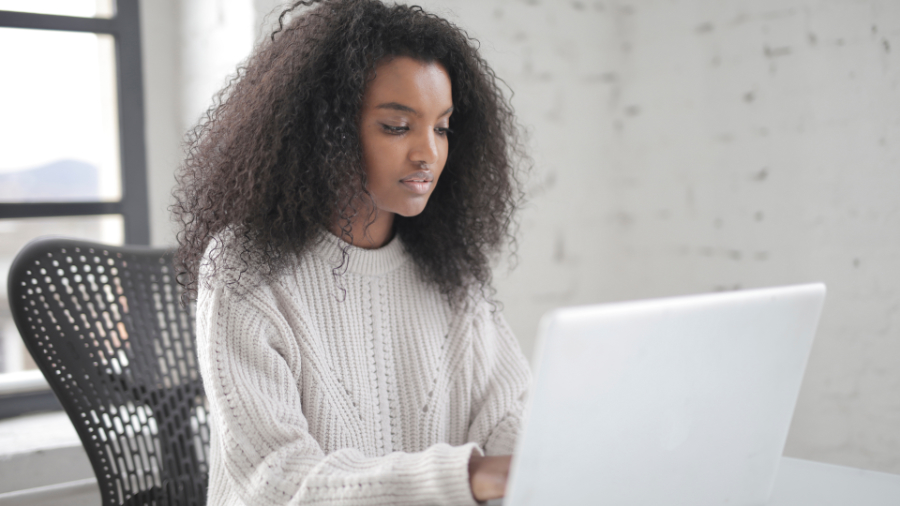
[
  {"x1": 0, "y1": 215, "x2": 123, "y2": 373},
  {"x1": 0, "y1": 28, "x2": 120, "y2": 202},
  {"x1": 0, "y1": 0, "x2": 113, "y2": 18}
]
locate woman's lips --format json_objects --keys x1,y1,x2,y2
[{"x1": 400, "y1": 172, "x2": 433, "y2": 194}]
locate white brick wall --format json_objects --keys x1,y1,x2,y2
[
  {"x1": 142, "y1": 0, "x2": 900, "y2": 474},
  {"x1": 421, "y1": 0, "x2": 900, "y2": 474}
]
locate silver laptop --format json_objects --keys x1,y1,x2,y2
[{"x1": 502, "y1": 283, "x2": 826, "y2": 506}]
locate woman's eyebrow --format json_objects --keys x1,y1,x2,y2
[
  {"x1": 376, "y1": 102, "x2": 417, "y2": 114},
  {"x1": 375, "y1": 102, "x2": 454, "y2": 117}
]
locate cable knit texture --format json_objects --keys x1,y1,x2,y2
[{"x1": 196, "y1": 232, "x2": 532, "y2": 506}]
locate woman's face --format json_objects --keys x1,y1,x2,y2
[{"x1": 358, "y1": 56, "x2": 453, "y2": 219}]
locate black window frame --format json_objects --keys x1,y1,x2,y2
[{"x1": 0, "y1": 0, "x2": 149, "y2": 418}]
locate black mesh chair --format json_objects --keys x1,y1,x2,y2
[{"x1": 6, "y1": 237, "x2": 209, "y2": 506}]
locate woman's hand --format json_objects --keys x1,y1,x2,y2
[{"x1": 468, "y1": 452, "x2": 512, "y2": 502}]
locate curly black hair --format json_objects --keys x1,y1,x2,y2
[{"x1": 172, "y1": 0, "x2": 527, "y2": 305}]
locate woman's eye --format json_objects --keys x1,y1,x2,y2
[
  {"x1": 435, "y1": 127, "x2": 453, "y2": 136},
  {"x1": 381, "y1": 124, "x2": 408, "y2": 134}
]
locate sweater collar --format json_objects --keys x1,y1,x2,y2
[{"x1": 312, "y1": 230, "x2": 408, "y2": 276}]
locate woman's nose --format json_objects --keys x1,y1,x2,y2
[{"x1": 410, "y1": 129, "x2": 440, "y2": 167}]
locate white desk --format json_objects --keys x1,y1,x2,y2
[
  {"x1": 3, "y1": 413, "x2": 899, "y2": 505},
  {"x1": 769, "y1": 457, "x2": 900, "y2": 506},
  {"x1": 486, "y1": 456, "x2": 900, "y2": 505}
]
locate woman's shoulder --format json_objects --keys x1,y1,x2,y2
[
  {"x1": 199, "y1": 231, "x2": 260, "y2": 286},
  {"x1": 197, "y1": 228, "x2": 306, "y2": 299},
  {"x1": 431, "y1": 284, "x2": 503, "y2": 336}
]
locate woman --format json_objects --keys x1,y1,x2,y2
[{"x1": 173, "y1": 1, "x2": 531, "y2": 504}]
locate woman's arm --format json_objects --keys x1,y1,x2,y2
[
  {"x1": 197, "y1": 282, "x2": 480, "y2": 506},
  {"x1": 466, "y1": 303, "x2": 532, "y2": 456},
  {"x1": 460, "y1": 303, "x2": 531, "y2": 501},
  {"x1": 462, "y1": 302, "x2": 532, "y2": 500}
]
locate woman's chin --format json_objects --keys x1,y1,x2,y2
[{"x1": 391, "y1": 200, "x2": 431, "y2": 218}]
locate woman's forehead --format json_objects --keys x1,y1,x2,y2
[{"x1": 363, "y1": 56, "x2": 453, "y2": 115}]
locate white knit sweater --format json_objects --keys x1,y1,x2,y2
[{"x1": 196, "y1": 232, "x2": 532, "y2": 506}]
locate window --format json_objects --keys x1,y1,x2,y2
[{"x1": 0, "y1": 0, "x2": 149, "y2": 418}]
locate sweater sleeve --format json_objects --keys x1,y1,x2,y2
[
  {"x1": 197, "y1": 282, "x2": 480, "y2": 506},
  {"x1": 465, "y1": 302, "x2": 533, "y2": 456}
]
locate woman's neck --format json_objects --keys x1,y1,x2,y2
[{"x1": 330, "y1": 208, "x2": 395, "y2": 249}]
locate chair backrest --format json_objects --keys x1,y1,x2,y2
[{"x1": 7, "y1": 237, "x2": 209, "y2": 506}]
